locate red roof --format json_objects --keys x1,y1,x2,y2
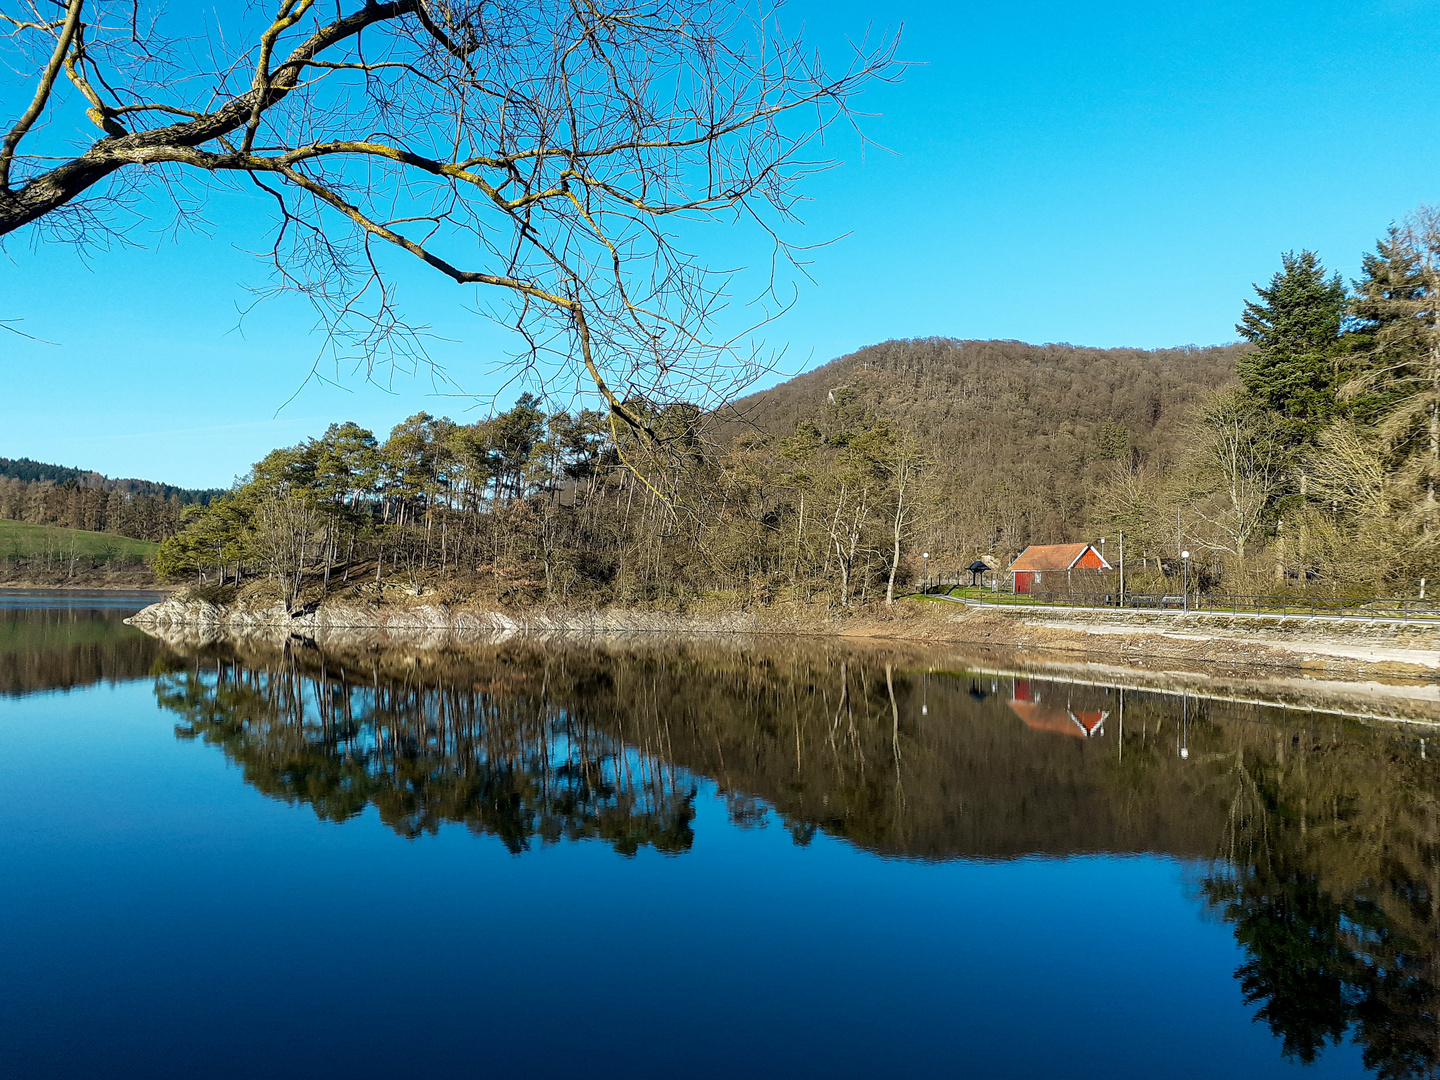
[{"x1": 1007, "y1": 543, "x2": 1110, "y2": 572}]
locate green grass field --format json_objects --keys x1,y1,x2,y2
[{"x1": 0, "y1": 519, "x2": 158, "y2": 562}]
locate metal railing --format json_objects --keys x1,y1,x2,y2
[
  {"x1": 1008, "y1": 593, "x2": 1434, "y2": 616},
  {"x1": 928, "y1": 586, "x2": 1440, "y2": 620}
]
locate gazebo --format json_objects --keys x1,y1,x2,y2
[{"x1": 967, "y1": 560, "x2": 991, "y2": 586}]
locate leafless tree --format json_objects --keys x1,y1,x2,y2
[
  {"x1": 249, "y1": 488, "x2": 320, "y2": 611},
  {"x1": 1185, "y1": 391, "x2": 1285, "y2": 572},
  {"x1": 0, "y1": 0, "x2": 898, "y2": 427},
  {"x1": 884, "y1": 428, "x2": 923, "y2": 605}
]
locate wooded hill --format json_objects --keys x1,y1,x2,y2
[
  {"x1": 154, "y1": 212, "x2": 1440, "y2": 607},
  {"x1": 0, "y1": 457, "x2": 220, "y2": 505},
  {"x1": 715, "y1": 338, "x2": 1244, "y2": 555},
  {"x1": 148, "y1": 338, "x2": 1251, "y2": 610},
  {"x1": 0, "y1": 456, "x2": 222, "y2": 555}
]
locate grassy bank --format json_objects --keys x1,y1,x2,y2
[
  {"x1": 0, "y1": 519, "x2": 160, "y2": 589},
  {"x1": 0, "y1": 519, "x2": 158, "y2": 562}
]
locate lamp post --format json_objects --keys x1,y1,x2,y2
[
  {"x1": 1118, "y1": 530, "x2": 1125, "y2": 608},
  {"x1": 1181, "y1": 550, "x2": 1190, "y2": 613},
  {"x1": 922, "y1": 552, "x2": 930, "y2": 593},
  {"x1": 1099, "y1": 537, "x2": 1107, "y2": 605}
]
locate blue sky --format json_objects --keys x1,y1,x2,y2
[{"x1": 3, "y1": 0, "x2": 1440, "y2": 488}]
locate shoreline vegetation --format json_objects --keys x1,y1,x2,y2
[
  {"x1": 21, "y1": 212, "x2": 1440, "y2": 676},
  {"x1": 140, "y1": 219, "x2": 1440, "y2": 629}
]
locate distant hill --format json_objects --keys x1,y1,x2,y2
[
  {"x1": 0, "y1": 457, "x2": 222, "y2": 505},
  {"x1": 715, "y1": 337, "x2": 1245, "y2": 549}
]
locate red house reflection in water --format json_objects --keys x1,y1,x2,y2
[{"x1": 1008, "y1": 679, "x2": 1109, "y2": 738}]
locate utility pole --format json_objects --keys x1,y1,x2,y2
[{"x1": 1118, "y1": 530, "x2": 1125, "y2": 608}]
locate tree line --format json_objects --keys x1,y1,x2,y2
[
  {"x1": 0, "y1": 475, "x2": 186, "y2": 543},
  {"x1": 0, "y1": 456, "x2": 221, "y2": 503},
  {"x1": 155, "y1": 388, "x2": 928, "y2": 610},
  {"x1": 155, "y1": 204, "x2": 1440, "y2": 605},
  {"x1": 1094, "y1": 206, "x2": 1440, "y2": 591}
]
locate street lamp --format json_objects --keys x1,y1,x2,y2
[
  {"x1": 922, "y1": 552, "x2": 930, "y2": 592},
  {"x1": 1181, "y1": 550, "x2": 1190, "y2": 613}
]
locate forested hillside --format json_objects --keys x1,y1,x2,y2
[
  {"x1": 152, "y1": 209, "x2": 1440, "y2": 608},
  {"x1": 0, "y1": 457, "x2": 219, "y2": 545},
  {"x1": 0, "y1": 457, "x2": 220, "y2": 504},
  {"x1": 716, "y1": 338, "x2": 1243, "y2": 552}
]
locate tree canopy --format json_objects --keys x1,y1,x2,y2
[{"x1": 1236, "y1": 249, "x2": 1347, "y2": 446}]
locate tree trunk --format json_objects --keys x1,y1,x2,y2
[{"x1": 886, "y1": 495, "x2": 904, "y2": 606}]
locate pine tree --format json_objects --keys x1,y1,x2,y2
[
  {"x1": 1343, "y1": 208, "x2": 1440, "y2": 536},
  {"x1": 1346, "y1": 224, "x2": 1425, "y2": 424},
  {"x1": 1236, "y1": 251, "x2": 1348, "y2": 447}
]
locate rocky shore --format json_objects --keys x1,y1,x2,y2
[
  {"x1": 127, "y1": 595, "x2": 764, "y2": 642},
  {"x1": 127, "y1": 594, "x2": 1440, "y2": 681}
]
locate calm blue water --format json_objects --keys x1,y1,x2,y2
[
  {"x1": 0, "y1": 601, "x2": 1419, "y2": 1078},
  {"x1": 0, "y1": 589, "x2": 166, "y2": 609}
]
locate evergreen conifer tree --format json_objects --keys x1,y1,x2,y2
[
  {"x1": 1346, "y1": 225, "x2": 1424, "y2": 423},
  {"x1": 1236, "y1": 251, "x2": 1348, "y2": 447},
  {"x1": 1342, "y1": 209, "x2": 1440, "y2": 535}
]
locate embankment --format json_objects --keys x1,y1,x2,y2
[
  {"x1": 903, "y1": 603, "x2": 1440, "y2": 679},
  {"x1": 128, "y1": 595, "x2": 1440, "y2": 681}
]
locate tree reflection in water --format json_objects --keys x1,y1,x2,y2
[
  {"x1": 150, "y1": 637, "x2": 1440, "y2": 1076},
  {"x1": 155, "y1": 647, "x2": 696, "y2": 854},
  {"x1": 1201, "y1": 725, "x2": 1440, "y2": 1078},
  {"x1": 1, "y1": 606, "x2": 162, "y2": 696}
]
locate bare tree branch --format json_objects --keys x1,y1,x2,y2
[
  {"x1": 0, "y1": 0, "x2": 84, "y2": 187},
  {"x1": 0, "y1": 0, "x2": 901, "y2": 433}
]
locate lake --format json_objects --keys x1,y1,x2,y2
[{"x1": 1, "y1": 594, "x2": 1434, "y2": 1078}]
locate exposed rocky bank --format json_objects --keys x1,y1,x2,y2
[{"x1": 127, "y1": 595, "x2": 1440, "y2": 682}]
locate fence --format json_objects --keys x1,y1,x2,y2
[{"x1": 917, "y1": 583, "x2": 1440, "y2": 620}]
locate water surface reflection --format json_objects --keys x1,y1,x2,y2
[
  {"x1": 0, "y1": 603, "x2": 163, "y2": 696},
  {"x1": 145, "y1": 636, "x2": 1440, "y2": 1076},
  {"x1": 9, "y1": 603, "x2": 1440, "y2": 1078}
]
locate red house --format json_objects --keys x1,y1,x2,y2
[{"x1": 1007, "y1": 543, "x2": 1111, "y2": 595}]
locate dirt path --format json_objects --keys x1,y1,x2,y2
[{"x1": 893, "y1": 605, "x2": 1440, "y2": 680}]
